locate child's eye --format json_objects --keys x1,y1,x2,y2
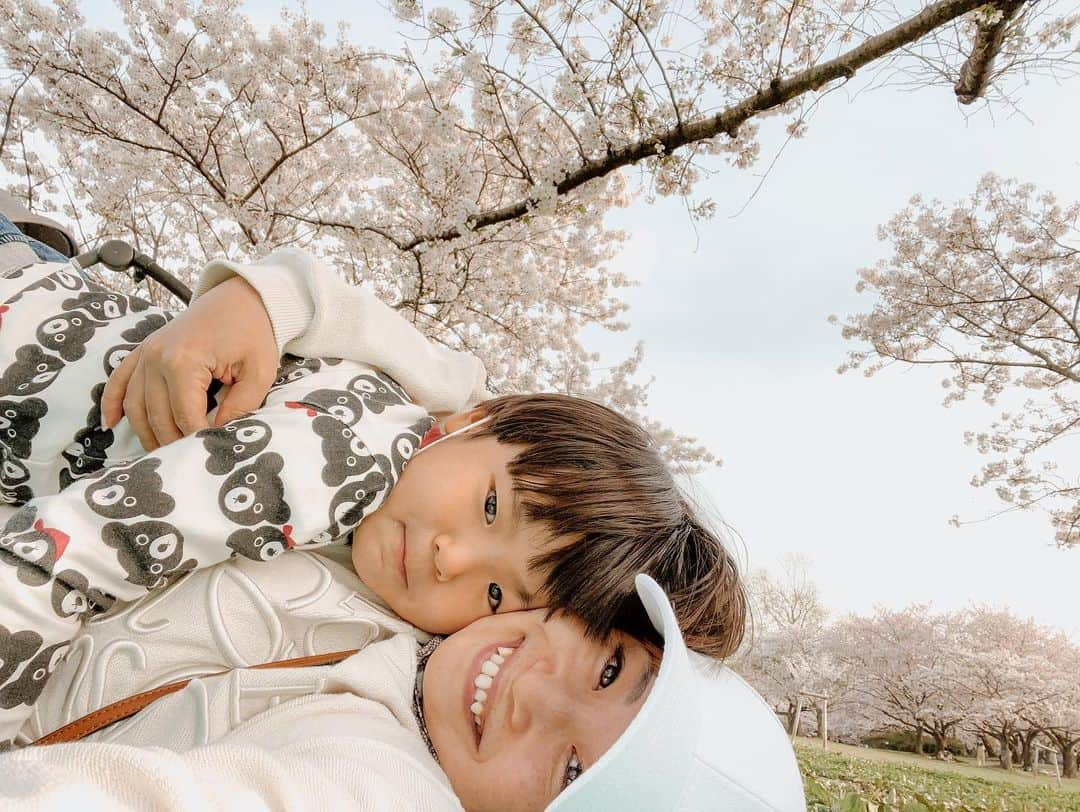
[
  {"x1": 598, "y1": 643, "x2": 624, "y2": 689},
  {"x1": 483, "y1": 489, "x2": 498, "y2": 525},
  {"x1": 487, "y1": 582, "x2": 503, "y2": 613},
  {"x1": 562, "y1": 749, "x2": 582, "y2": 790}
]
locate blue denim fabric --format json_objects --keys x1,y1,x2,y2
[{"x1": 0, "y1": 212, "x2": 70, "y2": 263}]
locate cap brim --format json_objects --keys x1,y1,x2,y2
[
  {"x1": 547, "y1": 574, "x2": 699, "y2": 811},
  {"x1": 547, "y1": 574, "x2": 806, "y2": 812}
]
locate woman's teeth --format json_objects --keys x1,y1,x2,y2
[{"x1": 471, "y1": 646, "x2": 516, "y2": 731}]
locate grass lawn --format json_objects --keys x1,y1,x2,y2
[{"x1": 797, "y1": 737, "x2": 1080, "y2": 811}]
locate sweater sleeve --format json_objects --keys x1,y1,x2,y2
[
  {"x1": 0, "y1": 735, "x2": 462, "y2": 811},
  {"x1": 0, "y1": 364, "x2": 431, "y2": 744},
  {"x1": 192, "y1": 248, "x2": 491, "y2": 415}
]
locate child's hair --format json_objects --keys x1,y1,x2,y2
[{"x1": 472, "y1": 394, "x2": 747, "y2": 660}]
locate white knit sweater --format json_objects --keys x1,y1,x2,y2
[
  {"x1": 193, "y1": 248, "x2": 491, "y2": 415},
  {"x1": 0, "y1": 547, "x2": 462, "y2": 811}
]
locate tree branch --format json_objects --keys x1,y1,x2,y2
[{"x1": 955, "y1": 0, "x2": 1027, "y2": 104}]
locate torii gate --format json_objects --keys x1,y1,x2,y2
[{"x1": 789, "y1": 690, "x2": 829, "y2": 750}]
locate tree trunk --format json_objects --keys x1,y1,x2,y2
[
  {"x1": 931, "y1": 729, "x2": 947, "y2": 754},
  {"x1": 914, "y1": 724, "x2": 925, "y2": 755},
  {"x1": 1064, "y1": 743, "x2": 1077, "y2": 779},
  {"x1": 1009, "y1": 733, "x2": 1024, "y2": 768},
  {"x1": 1021, "y1": 729, "x2": 1038, "y2": 771},
  {"x1": 979, "y1": 733, "x2": 997, "y2": 758},
  {"x1": 998, "y1": 731, "x2": 1012, "y2": 770}
]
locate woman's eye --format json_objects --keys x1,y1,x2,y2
[
  {"x1": 562, "y1": 749, "x2": 582, "y2": 789},
  {"x1": 487, "y1": 582, "x2": 503, "y2": 613},
  {"x1": 484, "y1": 489, "x2": 498, "y2": 524},
  {"x1": 598, "y1": 644, "x2": 624, "y2": 689}
]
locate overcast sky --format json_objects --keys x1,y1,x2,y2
[{"x1": 80, "y1": 1, "x2": 1080, "y2": 640}]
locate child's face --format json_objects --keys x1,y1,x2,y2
[
  {"x1": 423, "y1": 609, "x2": 655, "y2": 812},
  {"x1": 351, "y1": 429, "x2": 562, "y2": 634}
]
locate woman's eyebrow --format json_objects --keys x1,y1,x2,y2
[{"x1": 625, "y1": 657, "x2": 656, "y2": 706}]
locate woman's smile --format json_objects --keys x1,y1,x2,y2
[{"x1": 464, "y1": 638, "x2": 523, "y2": 750}]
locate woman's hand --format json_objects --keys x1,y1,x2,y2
[{"x1": 100, "y1": 276, "x2": 279, "y2": 451}]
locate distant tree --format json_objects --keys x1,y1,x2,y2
[
  {"x1": 952, "y1": 606, "x2": 1067, "y2": 770},
  {"x1": 837, "y1": 174, "x2": 1080, "y2": 545},
  {"x1": 830, "y1": 605, "x2": 969, "y2": 755},
  {"x1": 3, "y1": 0, "x2": 1077, "y2": 464},
  {"x1": 1019, "y1": 641, "x2": 1080, "y2": 777},
  {"x1": 737, "y1": 556, "x2": 848, "y2": 734}
]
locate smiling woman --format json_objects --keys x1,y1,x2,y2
[
  {"x1": 423, "y1": 612, "x2": 654, "y2": 809},
  {"x1": 416, "y1": 574, "x2": 806, "y2": 812}
]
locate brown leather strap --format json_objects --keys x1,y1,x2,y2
[{"x1": 32, "y1": 648, "x2": 359, "y2": 746}]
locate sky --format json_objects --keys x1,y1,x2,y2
[{"x1": 77, "y1": 0, "x2": 1080, "y2": 639}]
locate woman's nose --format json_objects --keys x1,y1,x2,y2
[{"x1": 509, "y1": 658, "x2": 573, "y2": 733}]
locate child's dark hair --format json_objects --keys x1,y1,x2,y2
[{"x1": 472, "y1": 394, "x2": 747, "y2": 660}]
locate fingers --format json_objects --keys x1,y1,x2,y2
[
  {"x1": 166, "y1": 361, "x2": 212, "y2": 437},
  {"x1": 100, "y1": 345, "x2": 141, "y2": 430},
  {"x1": 142, "y1": 371, "x2": 185, "y2": 449},
  {"x1": 213, "y1": 365, "x2": 276, "y2": 426},
  {"x1": 121, "y1": 357, "x2": 157, "y2": 451}
]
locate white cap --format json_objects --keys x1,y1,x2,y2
[{"x1": 548, "y1": 574, "x2": 806, "y2": 812}]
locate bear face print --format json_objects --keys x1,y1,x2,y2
[
  {"x1": 60, "y1": 290, "x2": 136, "y2": 323},
  {"x1": 59, "y1": 382, "x2": 114, "y2": 486},
  {"x1": 218, "y1": 452, "x2": 290, "y2": 526},
  {"x1": 101, "y1": 519, "x2": 197, "y2": 589},
  {"x1": 0, "y1": 345, "x2": 65, "y2": 397},
  {"x1": 0, "y1": 624, "x2": 42, "y2": 687},
  {"x1": 0, "y1": 481, "x2": 32, "y2": 506},
  {"x1": 35, "y1": 308, "x2": 108, "y2": 363},
  {"x1": 327, "y1": 469, "x2": 387, "y2": 536},
  {"x1": 120, "y1": 312, "x2": 172, "y2": 344},
  {"x1": 0, "y1": 640, "x2": 69, "y2": 709},
  {"x1": 0, "y1": 397, "x2": 48, "y2": 460},
  {"x1": 102, "y1": 343, "x2": 136, "y2": 377},
  {"x1": 1, "y1": 504, "x2": 36, "y2": 535},
  {"x1": 295, "y1": 388, "x2": 367, "y2": 426},
  {"x1": 226, "y1": 524, "x2": 295, "y2": 562},
  {"x1": 272, "y1": 355, "x2": 323, "y2": 389},
  {"x1": 374, "y1": 417, "x2": 432, "y2": 484},
  {"x1": 346, "y1": 372, "x2": 411, "y2": 413},
  {"x1": 0, "y1": 455, "x2": 30, "y2": 489},
  {"x1": 84, "y1": 457, "x2": 175, "y2": 520},
  {"x1": 200, "y1": 418, "x2": 273, "y2": 476},
  {"x1": 59, "y1": 442, "x2": 109, "y2": 489},
  {"x1": 3, "y1": 268, "x2": 85, "y2": 304},
  {"x1": 311, "y1": 415, "x2": 378, "y2": 487},
  {"x1": 0, "y1": 515, "x2": 70, "y2": 586},
  {"x1": 50, "y1": 568, "x2": 115, "y2": 618}
]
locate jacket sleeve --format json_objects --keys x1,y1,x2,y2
[
  {"x1": 0, "y1": 365, "x2": 431, "y2": 744},
  {"x1": 0, "y1": 735, "x2": 463, "y2": 811},
  {"x1": 192, "y1": 247, "x2": 490, "y2": 414}
]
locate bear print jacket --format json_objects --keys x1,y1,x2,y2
[{"x1": 0, "y1": 261, "x2": 434, "y2": 744}]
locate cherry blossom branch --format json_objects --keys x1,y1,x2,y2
[
  {"x1": 955, "y1": 0, "x2": 1028, "y2": 103},
  {"x1": 301, "y1": 0, "x2": 994, "y2": 251}
]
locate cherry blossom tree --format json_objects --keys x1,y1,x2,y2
[
  {"x1": 737, "y1": 556, "x2": 855, "y2": 737},
  {"x1": 2, "y1": 0, "x2": 1077, "y2": 464},
  {"x1": 838, "y1": 175, "x2": 1080, "y2": 545},
  {"x1": 829, "y1": 605, "x2": 971, "y2": 755},
  {"x1": 1018, "y1": 638, "x2": 1080, "y2": 776},
  {"x1": 951, "y1": 606, "x2": 1068, "y2": 770}
]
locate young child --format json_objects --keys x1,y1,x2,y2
[{"x1": 0, "y1": 243, "x2": 745, "y2": 745}]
